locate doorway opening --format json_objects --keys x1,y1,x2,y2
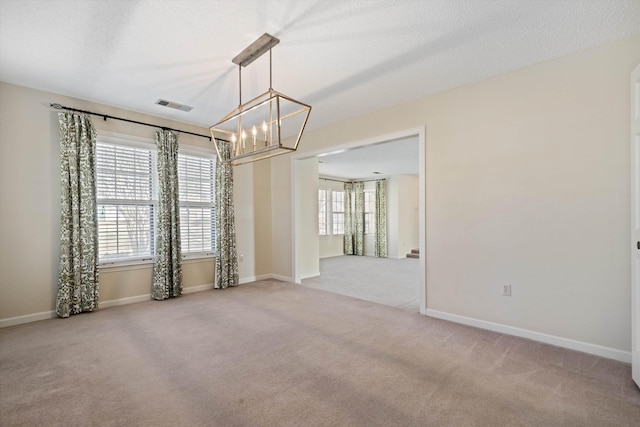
[{"x1": 290, "y1": 127, "x2": 426, "y2": 314}]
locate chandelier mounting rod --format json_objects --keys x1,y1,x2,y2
[{"x1": 232, "y1": 33, "x2": 279, "y2": 107}]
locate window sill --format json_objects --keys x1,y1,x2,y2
[
  {"x1": 99, "y1": 258, "x2": 154, "y2": 272},
  {"x1": 183, "y1": 254, "x2": 216, "y2": 264},
  {"x1": 100, "y1": 254, "x2": 215, "y2": 272}
]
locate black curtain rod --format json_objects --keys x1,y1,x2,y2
[
  {"x1": 320, "y1": 177, "x2": 387, "y2": 184},
  {"x1": 320, "y1": 177, "x2": 348, "y2": 183},
  {"x1": 50, "y1": 103, "x2": 217, "y2": 141},
  {"x1": 356, "y1": 178, "x2": 387, "y2": 183}
]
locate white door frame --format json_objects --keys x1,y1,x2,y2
[
  {"x1": 290, "y1": 126, "x2": 427, "y2": 314},
  {"x1": 631, "y1": 63, "x2": 640, "y2": 387}
]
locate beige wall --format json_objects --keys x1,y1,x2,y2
[
  {"x1": 294, "y1": 157, "x2": 320, "y2": 280},
  {"x1": 271, "y1": 35, "x2": 640, "y2": 353},
  {"x1": 270, "y1": 152, "x2": 292, "y2": 281},
  {"x1": 387, "y1": 175, "x2": 419, "y2": 258},
  {"x1": 319, "y1": 234, "x2": 344, "y2": 259},
  {"x1": 0, "y1": 82, "x2": 268, "y2": 322},
  {"x1": 234, "y1": 159, "x2": 273, "y2": 281}
]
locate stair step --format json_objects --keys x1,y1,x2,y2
[
  {"x1": 406, "y1": 253, "x2": 419, "y2": 259},
  {"x1": 410, "y1": 248, "x2": 419, "y2": 254}
]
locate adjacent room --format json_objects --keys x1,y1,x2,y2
[
  {"x1": 1, "y1": 1, "x2": 639, "y2": 425},
  {"x1": 299, "y1": 137, "x2": 422, "y2": 311}
]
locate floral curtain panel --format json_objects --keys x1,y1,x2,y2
[
  {"x1": 344, "y1": 181, "x2": 365, "y2": 256},
  {"x1": 343, "y1": 182, "x2": 354, "y2": 254},
  {"x1": 375, "y1": 179, "x2": 388, "y2": 257},
  {"x1": 56, "y1": 112, "x2": 100, "y2": 318},
  {"x1": 215, "y1": 141, "x2": 238, "y2": 289},
  {"x1": 353, "y1": 182, "x2": 365, "y2": 256},
  {"x1": 152, "y1": 130, "x2": 183, "y2": 300}
]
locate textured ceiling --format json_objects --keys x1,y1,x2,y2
[
  {"x1": 4, "y1": 0, "x2": 638, "y2": 180},
  {"x1": 1, "y1": 0, "x2": 639, "y2": 136}
]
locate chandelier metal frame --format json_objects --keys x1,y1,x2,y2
[{"x1": 210, "y1": 33, "x2": 311, "y2": 166}]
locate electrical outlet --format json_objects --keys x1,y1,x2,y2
[
  {"x1": 503, "y1": 284, "x2": 511, "y2": 297},
  {"x1": 239, "y1": 254, "x2": 244, "y2": 262}
]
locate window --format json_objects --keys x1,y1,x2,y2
[
  {"x1": 364, "y1": 190, "x2": 376, "y2": 234},
  {"x1": 96, "y1": 141, "x2": 156, "y2": 261},
  {"x1": 318, "y1": 189, "x2": 345, "y2": 236},
  {"x1": 178, "y1": 153, "x2": 216, "y2": 255},
  {"x1": 332, "y1": 191, "x2": 344, "y2": 234},
  {"x1": 96, "y1": 138, "x2": 216, "y2": 264},
  {"x1": 318, "y1": 189, "x2": 329, "y2": 235}
]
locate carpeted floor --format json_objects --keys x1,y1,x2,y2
[
  {"x1": 302, "y1": 255, "x2": 420, "y2": 311},
  {"x1": 1, "y1": 280, "x2": 638, "y2": 426}
]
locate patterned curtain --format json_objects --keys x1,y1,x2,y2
[
  {"x1": 375, "y1": 179, "x2": 388, "y2": 257},
  {"x1": 215, "y1": 141, "x2": 238, "y2": 289},
  {"x1": 56, "y1": 112, "x2": 99, "y2": 318},
  {"x1": 354, "y1": 182, "x2": 365, "y2": 256},
  {"x1": 152, "y1": 130, "x2": 182, "y2": 300},
  {"x1": 343, "y1": 182, "x2": 354, "y2": 254}
]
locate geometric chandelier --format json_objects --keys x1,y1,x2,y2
[{"x1": 210, "y1": 33, "x2": 311, "y2": 166}]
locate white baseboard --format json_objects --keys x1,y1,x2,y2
[
  {"x1": 183, "y1": 283, "x2": 214, "y2": 294},
  {"x1": 239, "y1": 274, "x2": 294, "y2": 284},
  {"x1": 100, "y1": 294, "x2": 151, "y2": 309},
  {"x1": 100, "y1": 284, "x2": 214, "y2": 307},
  {"x1": 0, "y1": 310, "x2": 57, "y2": 328},
  {"x1": 253, "y1": 274, "x2": 278, "y2": 282},
  {"x1": 239, "y1": 276, "x2": 257, "y2": 285},
  {"x1": 0, "y1": 296, "x2": 154, "y2": 328},
  {"x1": 269, "y1": 274, "x2": 293, "y2": 283},
  {"x1": 425, "y1": 309, "x2": 631, "y2": 364},
  {"x1": 0, "y1": 284, "x2": 217, "y2": 328}
]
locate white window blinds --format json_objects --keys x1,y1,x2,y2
[
  {"x1": 96, "y1": 142, "x2": 156, "y2": 261},
  {"x1": 177, "y1": 153, "x2": 216, "y2": 255},
  {"x1": 332, "y1": 190, "x2": 345, "y2": 235},
  {"x1": 364, "y1": 190, "x2": 376, "y2": 234},
  {"x1": 318, "y1": 189, "x2": 329, "y2": 235}
]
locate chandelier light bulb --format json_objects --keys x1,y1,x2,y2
[{"x1": 251, "y1": 125, "x2": 257, "y2": 149}]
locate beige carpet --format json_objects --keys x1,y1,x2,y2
[
  {"x1": 302, "y1": 255, "x2": 420, "y2": 311},
  {"x1": 1, "y1": 280, "x2": 638, "y2": 426}
]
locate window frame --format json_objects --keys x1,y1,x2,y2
[
  {"x1": 318, "y1": 188, "x2": 329, "y2": 236},
  {"x1": 177, "y1": 147, "x2": 217, "y2": 259},
  {"x1": 96, "y1": 132, "x2": 217, "y2": 268},
  {"x1": 318, "y1": 187, "x2": 346, "y2": 236},
  {"x1": 364, "y1": 189, "x2": 376, "y2": 234},
  {"x1": 96, "y1": 134, "x2": 158, "y2": 267}
]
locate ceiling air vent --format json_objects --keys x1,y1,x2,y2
[{"x1": 155, "y1": 99, "x2": 193, "y2": 112}]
